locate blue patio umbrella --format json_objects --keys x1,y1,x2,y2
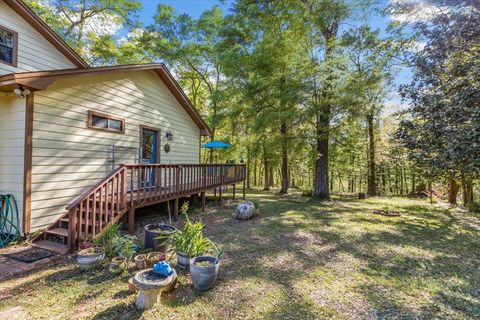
[
  {"x1": 202, "y1": 141, "x2": 232, "y2": 163},
  {"x1": 202, "y1": 141, "x2": 232, "y2": 149}
]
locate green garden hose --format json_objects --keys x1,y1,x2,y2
[{"x1": 0, "y1": 194, "x2": 20, "y2": 247}]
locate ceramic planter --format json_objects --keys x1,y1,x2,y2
[
  {"x1": 134, "y1": 254, "x2": 147, "y2": 270},
  {"x1": 190, "y1": 256, "x2": 220, "y2": 291},
  {"x1": 76, "y1": 247, "x2": 105, "y2": 268},
  {"x1": 109, "y1": 256, "x2": 128, "y2": 274},
  {"x1": 145, "y1": 252, "x2": 165, "y2": 268},
  {"x1": 144, "y1": 223, "x2": 176, "y2": 251},
  {"x1": 176, "y1": 252, "x2": 191, "y2": 270}
]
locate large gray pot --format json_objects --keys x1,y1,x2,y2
[
  {"x1": 144, "y1": 223, "x2": 176, "y2": 252},
  {"x1": 190, "y1": 256, "x2": 220, "y2": 291}
]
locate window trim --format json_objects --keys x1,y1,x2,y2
[
  {"x1": 87, "y1": 110, "x2": 125, "y2": 134},
  {"x1": 0, "y1": 24, "x2": 18, "y2": 67}
]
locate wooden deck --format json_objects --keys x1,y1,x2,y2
[{"x1": 33, "y1": 164, "x2": 246, "y2": 253}]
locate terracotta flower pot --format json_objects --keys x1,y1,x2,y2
[
  {"x1": 109, "y1": 256, "x2": 128, "y2": 274},
  {"x1": 134, "y1": 254, "x2": 147, "y2": 270},
  {"x1": 145, "y1": 252, "x2": 165, "y2": 268}
]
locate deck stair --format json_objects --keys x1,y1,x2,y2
[{"x1": 33, "y1": 164, "x2": 246, "y2": 253}]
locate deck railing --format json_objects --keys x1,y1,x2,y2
[{"x1": 66, "y1": 163, "x2": 246, "y2": 250}]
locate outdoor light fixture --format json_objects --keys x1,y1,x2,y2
[
  {"x1": 164, "y1": 143, "x2": 171, "y2": 153},
  {"x1": 13, "y1": 86, "x2": 31, "y2": 98},
  {"x1": 165, "y1": 131, "x2": 174, "y2": 141}
]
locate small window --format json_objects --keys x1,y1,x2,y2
[
  {"x1": 0, "y1": 26, "x2": 17, "y2": 66},
  {"x1": 88, "y1": 111, "x2": 125, "y2": 133}
]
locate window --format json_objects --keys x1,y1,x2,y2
[
  {"x1": 0, "y1": 26, "x2": 17, "y2": 66},
  {"x1": 88, "y1": 111, "x2": 125, "y2": 133}
]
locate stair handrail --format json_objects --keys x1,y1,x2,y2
[{"x1": 66, "y1": 165, "x2": 126, "y2": 211}]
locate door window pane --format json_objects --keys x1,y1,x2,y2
[{"x1": 142, "y1": 129, "x2": 154, "y2": 160}]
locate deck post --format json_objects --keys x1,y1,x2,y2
[
  {"x1": 243, "y1": 180, "x2": 246, "y2": 199},
  {"x1": 201, "y1": 191, "x2": 206, "y2": 211},
  {"x1": 233, "y1": 184, "x2": 236, "y2": 200},
  {"x1": 67, "y1": 209, "x2": 76, "y2": 251},
  {"x1": 174, "y1": 198, "x2": 179, "y2": 220},
  {"x1": 219, "y1": 186, "x2": 222, "y2": 202},
  {"x1": 214, "y1": 188, "x2": 216, "y2": 197},
  {"x1": 128, "y1": 207, "x2": 135, "y2": 234}
]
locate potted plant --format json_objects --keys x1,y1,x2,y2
[
  {"x1": 190, "y1": 254, "x2": 221, "y2": 291},
  {"x1": 134, "y1": 254, "x2": 147, "y2": 270},
  {"x1": 76, "y1": 247, "x2": 105, "y2": 268},
  {"x1": 145, "y1": 252, "x2": 165, "y2": 268},
  {"x1": 157, "y1": 202, "x2": 215, "y2": 270},
  {"x1": 108, "y1": 234, "x2": 137, "y2": 274},
  {"x1": 93, "y1": 223, "x2": 121, "y2": 257},
  {"x1": 144, "y1": 223, "x2": 176, "y2": 252},
  {"x1": 109, "y1": 256, "x2": 128, "y2": 274}
]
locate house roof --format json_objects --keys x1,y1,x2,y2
[
  {"x1": 0, "y1": 63, "x2": 212, "y2": 136},
  {"x1": 5, "y1": 0, "x2": 89, "y2": 68}
]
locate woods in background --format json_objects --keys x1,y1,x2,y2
[{"x1": 25, "y1": 0, "x2": 479, "y2": 208}]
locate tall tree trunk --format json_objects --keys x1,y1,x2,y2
[
  {"x1": 280, "y1": 121, "x2": 289, "y2": 194},
  {"x1": 253, "y1": 158, "x2": 258, "y2": 187},
  {"x1": 209, "y1": 129, "x2": 215, "y2": 163},
  {"x1": 269, "y1": 166, "x2": 274, "y2": 187},
  {"x1": 448, "y1": 176, "x2": 459, "y2": 205},
  {"x1": 313, "y1": 31, "x2": 336, "y2": 200},
  {"x1": 461, "y1": 170, "x2": 474, "y2": 205},
  {"x1": 366, "y1": 113, "x2": 376, "y2": 196},
  {"x1": 246, "y1": 147, "x2": 251, "y2": 189},
  {"x1": 263, "y1": 146, "x2": 269, "y2": 191}
]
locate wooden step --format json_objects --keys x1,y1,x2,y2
[
  {"x1": 46, "y1": 228, "x2": 68, "y2": 237},
  {"x1": 33, "y1": 240, "x2": 69, "y2": 254}
]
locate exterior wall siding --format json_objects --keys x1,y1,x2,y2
[
  {"x1": 0, "y1": 0, "x2": 76, "y2": 75},
  {"x1": 0, "y1": 93, "x2": 25, "y2": 232},
  {"x1": 30, "y1": 70, "x2": 201, "y2": 230}
]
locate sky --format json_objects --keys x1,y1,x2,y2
[{"x1": 136, "y1": 0, "x2": 412, "y2": 111}]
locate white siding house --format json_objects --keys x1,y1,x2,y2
[
  {"x1": 31, "y1": 70, "x2": 202, "y2": 230},
  {"x1": 0, "y1": 0, "x2": 214, "y2": 239}
]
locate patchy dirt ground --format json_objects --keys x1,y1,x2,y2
[{"x1": 0, "y1": 190, "x2": 479, "y2": 319}]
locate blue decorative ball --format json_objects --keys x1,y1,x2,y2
[{"x1": 153, "y1": 261, "x2": 174, "y2": 276}]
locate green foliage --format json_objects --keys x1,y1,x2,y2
[
  {"x1": 112, "y1": 235, "x2": 137, "y2": 261},
  {"x1": 93, "y1": 223, "x2": 121, "y2": 257},
  {"x1": 157, "y1": 202, "x2": 220, "y2": 257}
]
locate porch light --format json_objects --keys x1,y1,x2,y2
[{"x1": 14, "y1": 86, "x2": 31, "y2": 98}]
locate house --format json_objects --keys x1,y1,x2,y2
[{"x1": 0, "y1": 0, "x2": 245, "y2": 252}]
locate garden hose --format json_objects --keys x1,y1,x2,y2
[{"x1": 0, "y1": 194, "x2": 20, "y2": 247}]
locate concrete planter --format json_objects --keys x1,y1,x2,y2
[
  {"x1": 76, "y1": 247, "x2": 105, "y2": 268},
  {"x1": 190, "y1": 256, "x2": 220, "y2": 291},
  {"x1": 109, "y1": 256, "x2": 128, "y2": 274}
]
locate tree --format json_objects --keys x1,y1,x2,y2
[
  {"x1": 25, "y1": 0, "x2": 141, "y2": 64},
  {"x1": 395, "y1": 1, "x2": 480, "y2": 205}
]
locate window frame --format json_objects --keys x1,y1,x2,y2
[
  {"x1": 0, "y1": 25, "x2": 18, "y2": 67},
  {"x1": 87, "y1": 110, "x2": 125, "y2": 134}
]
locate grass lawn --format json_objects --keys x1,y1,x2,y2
[{"x1": 0, "y1": 190, "x2": 479, "y2": 319}]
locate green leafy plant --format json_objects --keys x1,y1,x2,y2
[
  {"x1": 112, "y1": 235, "x2": 137, "y2": 261},
  {"x1": 157, "y1": 202, "x2": 220, "y2": 258},
  {"x1": 93, "y1": 223, "x2": 121, "y2": 257}
]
